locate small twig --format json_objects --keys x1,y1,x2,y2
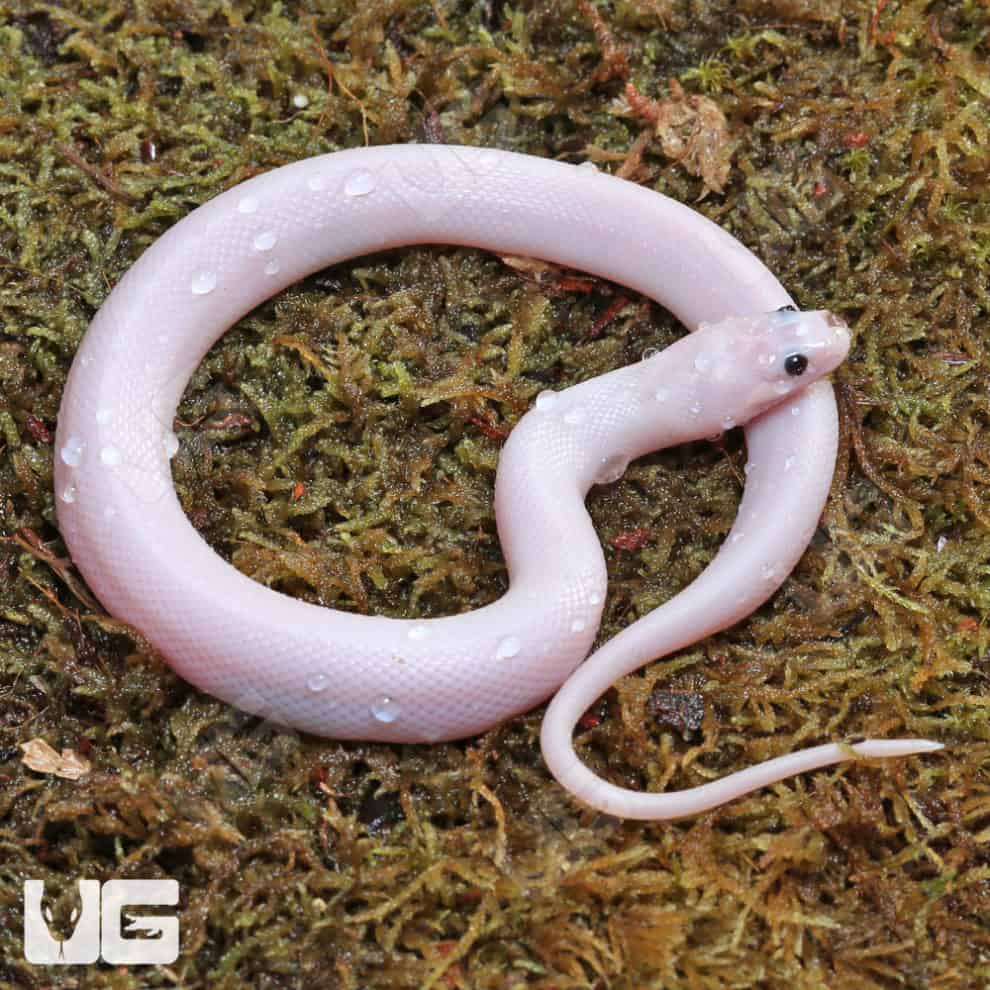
[
  {"x1": 578, "y1": 0, "x2": 629, "y2": 81},
  {"x1": 56, "y1": 143, "x2": 137, "y2": 202}
]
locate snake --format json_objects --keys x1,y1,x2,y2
[{"x1": 54, "y1": 145, "x2": 939, "y2": 819}]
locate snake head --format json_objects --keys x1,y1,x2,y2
[
  {"x1": 691, "y1": 307, "x2": 851, "y2": 425},
  {"x1": 755, "y1": 306, "x2": 851, "y2": 386}
]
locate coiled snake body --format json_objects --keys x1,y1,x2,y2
[{"x1": 55, "y1": 146, "x2": 939, "y2": 819}]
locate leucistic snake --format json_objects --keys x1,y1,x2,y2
[{"x1": 55, "y1": 145, "x2": 940, "y2": 820}]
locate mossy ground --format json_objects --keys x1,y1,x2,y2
[{"x1": 1, "y1": 1, "x2": 989, "y2": 987}]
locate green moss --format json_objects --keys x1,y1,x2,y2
[{"x1": 1, "y1": 0, "x2": 989, "y2": 987}]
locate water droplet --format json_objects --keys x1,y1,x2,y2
[
  {"x1": 730, "y1": 531, "x2": 744, "y2": 544},
  {"x1": 595, "y1": 453, "x2": 629, "y2": 485},
  {"x1": 292, "y1": 93, "x2": 309, "y2": 108},
  {"x1": 570, "y1": 618, "x2": 587, "y2": 633},
  {"x1": 100, "y1": 446, "x2": 121, "y2": 467},
  {"x1": 579, "y1": 160, "x2": 600, "y2": 172},
  {"x1": 495, "y1": 635, "x2": 521, "y2": 660},
  {"x1": 654, "y1": 387, "x2": 670, "y2": 403},
  {"x1": 265, "y1": 259, "x2": 281, "y2": 276},
  {"x1": 936, "y1": 535, "x2": 947, "y2": 552},
  {"x1": 307, "y1": 174, "x2": 326, "y2": 192},
  {"x1": 344, "y1": 170, "x2": 376, "y2": 197},
  {"x1": 60, "y1": 484, "x2": 77, "y2": 504},
  {"x1": 694, "y1": 353, "x2": 712, "y2": 374},
  {"x1": 253, "y1": 230, "x2": 278, "y2": 252},
  {"x1": 563, "y1": 408, "x2": 584, "y2": 426},
  {"x1": 96, "y1": 408, "x2": 112, "y2": 426},
  {"x1": 790, "y1": 404, "x2": 801, "y2": 416},
  {"x1": 722, "y1": 414, "x2": 736, "y2": 429},
  {"x1": 237, "y1": 196, "x2": 260, "y2": 214},
  {"x1": 307, "y1": 673, "x2": 329, "y2": 693},
  {"x1": 163, "y1": 432, "x2": 179, "y2": 458},
  {"x1": 744, "y1": 462, "x2": 755, "y2": 475},
  {"x1": 761, "y1": 562, "x2": 779, "y2": 581},
  {"x1": 408, "y1": 624, "x2": 430, "y2": 641},
  {"x1": 784, "y1": 455, "x2": 795, "y2": 472},
  {"x1": 535, "y1": 390, "x2": 557, "y2": 411},
  {"x1": 588, "y1": 590, "x2": 603, "y2": 606},
  {"x1": 758, "y1": 352, "x2": 775, "y2": 367},
  {"x1": 104, "y1": 505, "x2": 117, "y2": 520},
  {"x1": 371, "y1": 696, "x2": 401, "y2": 723},
  {"x1": 60, "y1": 437, "x2": 84, "y2": 467},
  {"x1": 642, "y1": 347, "x2": 660, "y2": 361},
  {"x1": 191, "y1": 270, "x2": 217, "y2": 295},
  {"x1": 689, "y1": 400, "x2": 702, "y2": 416}
]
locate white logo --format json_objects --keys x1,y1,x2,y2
[{"x1": 24, "y1": 879, "x2": 179, "y2": 965}]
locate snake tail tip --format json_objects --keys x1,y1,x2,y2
[{"x1": 853, "y1": 738, "x2": 944, "y2": 758}]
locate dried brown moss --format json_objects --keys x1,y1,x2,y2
[{"x1": 1, "y1": 0, "x2": 989, "y2": 987}]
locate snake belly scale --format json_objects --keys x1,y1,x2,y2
[{"x1": 54, "y1": 145, "x2": 939, "y2": 819}]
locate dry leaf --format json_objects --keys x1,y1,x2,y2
[
  {"x1": 625, "y1": 79, "x2": 734, "y2": 197},
  {"x1": 20, "y1": 738, "x2": 91, "y2": 781}
]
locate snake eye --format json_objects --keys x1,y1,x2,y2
[{"x1": 784, "y1": 353, "x2": 808, "y2": 376}]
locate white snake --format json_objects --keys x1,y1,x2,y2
[{"x1": 54, "y1": 145, "x2": 939, "y2": 819}]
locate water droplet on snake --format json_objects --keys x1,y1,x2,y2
[
  {"x1": 60, "y1": 484, "x2": 77, "y2": 504},
  {"x1": 535, "y1": 390, "x2": 557, "y2": 411},
  {"x1": 265, "y1": 259, "x2": 281, "y2": 276},
  {"x1": 60, "y1": 437, "x2": 84, "y2": 467},
  {"x1": 371, "y1": 696, "x2": 401, "y2": 723},
  {"x1": 595, "y1": 453, "x2": 629, "y2": 485},
  {"x1": 345, "y1": 170, "x2": 376, "y2": 197},
  {"x1": 571, "y1": 618, "x2": 587, "y2": 633},
  {"x1": 307, "y1": 673, "x2": 329, "y2": 693},
  {"x1": 253, "y1": 230, "x2": 278, "y2": 252},
  {"x1": 495, "y1": 636, "x2": 521, "y2": 660},
  {"x1": 191, "y1": 270, "x2": 217, "y2": 295},
  {"x1": 163, "y1": 432, "x2": 179, "y2": 458}
]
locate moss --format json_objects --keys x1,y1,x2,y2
[{"x1": 1, "y1": 0, "x2": 989, "y2": 987}]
